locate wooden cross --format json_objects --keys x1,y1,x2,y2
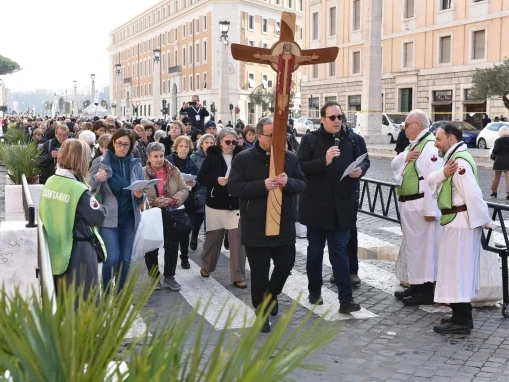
[{"x1": 231, "y1": 12, "x2": 339, "y2": 236}]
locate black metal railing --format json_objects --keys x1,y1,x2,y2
[
  {"x1": 21, "y1": 174, "x2": 37, "y2": 228},
  {"x1": 168, "y1": 65, "x2": 182, "y2": 73},
  {"x1": 358, "y1": 177, "x2": 509, "y2": 317}
]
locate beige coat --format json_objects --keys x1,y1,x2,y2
[{"x1": 143, "y1": 163, "x2": 189, "y2": 207}]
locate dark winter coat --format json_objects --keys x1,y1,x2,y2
[
  {"x1": 297, "y1": 126, "x2": 369, "y2": 231},
  {"x1": 166, "y1": 152, "x2": 201, "y2": 193},
  {"x1": 228, "y1": 141, "x2": 307, "y2": 248},
  {"x1": 39, "y1": 138, "x2": 62, "y2": 184},
  {"x1": 493, "y1": 136, "x2": 509, "y2": 171},
  {"x1": 394, "y1": 129, "x2": 410, "y2": 154},
  {"x1": 190, "y1": 149, "x2": 207, "y2": 213},
  {"x1": 197, "y1": 145, "x2": 242, "y2": 210}
]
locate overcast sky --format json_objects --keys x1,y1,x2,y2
[{"x1": 2, "y1": 0, "x2": 160, "y2": 93}]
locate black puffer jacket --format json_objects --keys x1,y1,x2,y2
[
  {"x1": 228, "y1": 141, "x2": 307, "y2": 248},
  {"x1": 197, "y1": 145, "x2": 242, "y2": 210},
  {"x1": 493, "y1": 136, "x2": 509, "y2": 171}
]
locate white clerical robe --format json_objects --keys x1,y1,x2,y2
[
  {"x1": 428, "y1": 143, "x2": 492, "y2": 303},
  {"x1": 391, "y1": 130, "x2": 443, "y2": 284}
]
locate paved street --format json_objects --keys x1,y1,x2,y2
[{"x1": 133, "y1": 156, "x2": 509, "y2": 382}]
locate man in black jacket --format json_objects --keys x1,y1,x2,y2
[
  {"x1": 298, "y1": 101, "x2": 369, "y2": 314},
  {"x1": 228, "y1": 117, "x2": 307, "y2": 333},
  {"x1": 183, "y1": 95, "x2": 209, "y2": 132},
  {"x1": 39, "y1": 124, "x2": 69, "y2": 184}
]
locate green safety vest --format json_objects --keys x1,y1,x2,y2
[
  {"x1": 39, "y1": 175, "x2": 106, "y2": 275},
  {"x1": 437, "y1": 150, "x2": 478, "y2": 226},
  {"x1": 397, "y1": 133, "x2": 436, "y2": 197}
]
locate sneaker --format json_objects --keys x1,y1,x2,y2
[
  {"x1": 339, "y1": 300, "x2": 361, "y2": 313},
  {"x1": 163, "y1": 276, "x2": 181, "y2": 291},
  {"x1": 190, "y1": 236, "x2": 198, "y2": 251},
  {"x1": 490, "y1": 191, "x2": 497, "y2": 198},
  {"x1": 181, "y1": 259, "x2": 190, "y2": 269},
  {"x1": 308, "y1": 293, "x2": 323, "y2": 305},
  {"x1": 350, "y1": 274, "x2": 361, "y2": 285}
]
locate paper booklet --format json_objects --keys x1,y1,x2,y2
[
  {"x1": 340, "y1": 153, "x2": 367, "y2": 181},
  {"x1": 124, "y1": 179, "x2": 160, "y2": 191},
  {"x1": 182, "y1": 173, "x2": 197, "y2": 182}
]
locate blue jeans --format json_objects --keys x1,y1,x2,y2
[
  {"x1": 100, "y1": 220, "x2": 136, "y2": 292},
  {"x1": 306, "y1": 226, "x2": 352, "y2": 302}
]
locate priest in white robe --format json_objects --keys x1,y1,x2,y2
[
  {"x1": 428, "y1": 123, "x2": 492, "y2": 335},
  {"x1": 391, "y1": 109, "x2": 443, "y2": 306}
]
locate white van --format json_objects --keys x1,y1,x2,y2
[{"x1": 354, "y1": 112, "x2": 407, "y2": 142}]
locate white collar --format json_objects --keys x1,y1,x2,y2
[
  {"x1": 55, "y1": 167, "x2": 77, "y2": 180},
  {"x1": 409, "y1": 129, "x2": 429, "y2": 145},
  {"x1": 444, "y1": 141, "x2": 466, "y2": 160}
]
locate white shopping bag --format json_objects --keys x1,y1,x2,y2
[{"x1": 131, "y1": 202, "x2": 164, "y2": 262}]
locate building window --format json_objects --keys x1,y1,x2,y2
[
  {"x1": 262, "y1": 42, "x2": 268, "y2": 49},
  {"x1": 196, "y1": 43, "x2": 200, "y2": 62},
  {"x1": 353, "y1": 0, "x2": 361, "y2": 31},
  {"x1": 248, "y1": 15, "x2": 254, "y2": 30},
  {"x1": 441, "y1": 0, "x2": 452, "y2": 10},
  {"x1": 353, "y1": 51, "x2": 361, "y2": 73},
  {"x1": 196, "y1": 74, "x2": 200, "y2": 90},
  {"x1": 183, "y1": 77, "x2": 186, "y2": 92},
  {"x1": 204, "y1": 41, "x2": 207, "y2": 60},
  {"x1": 190, "y1": 21, "x2": 193, "y2": 34},
  {"x1": 312, "y1": 12, "x2": 319, "y2": 40},
  {"x1": 472, "y1": 29, "x2": 486, "y2": 60},
  {"x1": 288, "y1": 0, "x2": 293, "y2": 8},
  {"x1": 189, "y1": 45, "x2": 193, "y2": 64},
  {"x1": 399, "y1": 88, "x2": 413, "y2": 112},
  {"x1": 403, "y1": 42, "x2": 413, "y2": 68},
  {"x1": 312, "y1": 64, "x2": 318, "y2": 78},
  {"x1": 276, "y1": 0, "x2": 280, "y2": 4},
  {"x1": 248, "y1": 72, "x2": 255, "y2": 88},
  {"x1": 183, "y1": 24, "x2": 186, "y2": 38},
  {"x1": 439, "y1": 36, "x2": 451, "y2": 63},
  {"x1": 196, "y1": 18, "x2": 200, "y2": 33},
  {"x1": 248, "y1": 39, "x2": 255, "y2": 47},
  {"x1": 183, "y1": 47, "x2": 186, "y2": 65},
  {"x1": 329, "y1": 7, "x2": 336, "y2": 36},
  {"x1": 405, "y1": 0, "x2": 415, "y2": 18},
  {"x1": 168, "y1": 52, "x2": 171, "y2": 67},
  {"x1": 175, "y1": 28, "x2": 177, "y2": 41},
  {"x1": 203, "y1": 73, "x2": 207, "y2": 88},
  {"x1": 204, "y1": 15, "x2": 207, "y2": 30},
  {"x1": 329, "y1": 62, "x2": 336, "y2": 76},
  {"x1": 262, "y1": 74, "x2": 268, "y2": 87},
  {"x1": 190, "y1": 75, "x2": 193, "y2": 91},
  {"x1": 175, "y1": 50, "x2": 178, "y2": 65},
  {"x1": 262, "y1": 18, "x2": 268, "y2": 33}
]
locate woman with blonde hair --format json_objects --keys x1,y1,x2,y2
[
  {"x1": 39, "y1": 139, "x2": 107, "y2": 299},
  {"x1": 490, "y1": 125, "x2": 509, "y2": 198}
]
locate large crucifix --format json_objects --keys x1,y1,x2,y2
[{"x1": 231, "y1": 12, "x2": 339, "y2": 236}]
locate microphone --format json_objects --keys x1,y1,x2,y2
[{"x1": 334, "y1": 134, "x2": 340, "y2": 148}]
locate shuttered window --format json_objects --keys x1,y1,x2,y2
[
  {"x1": 439, "y1": 36, "x2": 451, "y2": 63},
  {"x1": 473, "y1": 30, "x2": 486, "y2": 60},
  {"x1": 353, "y1": 51, "x2": 360, "y2": 74},
  {"x1": 403, "y1": 42, "x2": 413, "y2": 68},
  {"x1": 329, "y1": 7, "x2": 336, "y2": 36},
  {"x1": 405, "y1": 0, "x2": 414, "y2": 18},
  {"x1": 312, "y1": 13, "x2": 319, "y2": 40},
  {"x1": 400, "y1": 88, "x2": 413, "y2": 112},
  {"x1": 353, "y1": 0, "x2": 361, "y2": 30}
]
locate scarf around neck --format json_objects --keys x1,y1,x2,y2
[{"x1": 145, "y1": 159, "x2": 177, "y2": 197}]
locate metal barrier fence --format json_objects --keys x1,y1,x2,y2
[
  {"x1": 358, "y1": 177, "x2": 509, "y2": 317},
  {"x1": 21, "y1": 174, "x2": 37, "y2": 228}
]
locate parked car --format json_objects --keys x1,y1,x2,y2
[
  {"x1": 476, "y1": 122, "x2": 509, "y2": 149},
  {"x1": 381, "y1": 113, "x2": 408, "y2": 143},
  {"x1": 430, "y1": 120, "x2": 481, "y2": 148},
  {"x1": 294, "y1": 117, "x2": 318, "y2": 136}
]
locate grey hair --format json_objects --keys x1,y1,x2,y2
[
  {"x1": 499, "y1": 126, "x2": 509, "y2": 137},
  {"x1": 255, "y1": 117, "x2": 273, "y2": 134},
  {"x1": 215, "y1": 128, "x2": 237, "y2": 146},
  {"x1": 407, "y1": 109, "x2": 430, "y2": 130},
  {"x1": 146, "y1": 142, "x2": 166, "y2": 156},
  {"x1": 154, "y1": 130, "x2": 167, "y2": 140}
]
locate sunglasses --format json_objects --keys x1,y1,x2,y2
[
  {"x1": 326, "y1": 114, "x2": 343, "y2": 122},
  {"x1": 223, "y1": 140, "x2": 238, "y2": 146}
]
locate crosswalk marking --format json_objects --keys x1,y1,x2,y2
[{"x1": 175, "y1": 259, "x2": 256, "y2": 330}]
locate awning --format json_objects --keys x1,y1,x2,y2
[
  {"x1": 431, "y1": 101, "x2": 452, "y2": 106},
  {"x1": 462, "y1": 100, "x2": 486, "y2": 105}
]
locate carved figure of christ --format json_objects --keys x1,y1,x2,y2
[{"x1": 231, "y1": 12, "x2": 339, "y2": 235}]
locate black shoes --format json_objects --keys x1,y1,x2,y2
[
  {"x1": 190, "y1": 236, "x2": 198, "y2": 251},
  {"x1": 490, "y1": 191, "x2": 497, "y2": 198},
  {"x1": 181, "y1": 258, "x2": 190, "y2": 269},
  {"x1": 223, "y1": 232, "x2": 229, "y2": 250},
  {"x1": 329, "y1": 274, "x2": 361, "y2": 285},
  {"x1": 308, "y1": 293, "x2": 324, "y2": 305},
  {"x1": 339, "y1": 300, "x2": 361, "y2": 313},
  {"x1": 433, "y1": 322, "x2": 471, "y2": 335},
  {"x1": 270, "y1": 298, "x2": 279, "y2": 316},
  {"x1": 394, "y1": 287, "x2": 414, "y2": 300},
  {"x1": 261, "y1": 318, "x2": 272, "y2": 333},
  {"x1": 440, "y1": 315, "x2": 474, "y2": 329},
  {"x1": 402, "y1": 292, "x2": 434, "y2": 306}
]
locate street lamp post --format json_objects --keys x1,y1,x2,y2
[
  {"x1": 91, "y1": 74, "x2": 96, "y2": 105},
  {"x1": 115, "y1": 63, "x2": 122, "y2": 118},
  {"x1": 73, "y1": 81, "x2": 78, "y2": 117},
  {"x1": 153, "y1": 49, "x2": 161, "y2": 119},
  {"x1": 218, "y1": 20, "x2": 231, "y2": 124}
]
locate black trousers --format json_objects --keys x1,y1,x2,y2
[
  {"x1": 144, "y1": 208, "x2": 180, "y2": 278},
  {"x1": 245, "y1": 245, "x2": 296, "y2": 310},
  {"x1": 192, "y1": 212, "x2": 205, "y2": 238},
  {"x1": 347, "y1": 200, "x2": 359, "y2": 275},
  {"x1": 451, "y1": 302, "x2": 472, "y2": 326}
]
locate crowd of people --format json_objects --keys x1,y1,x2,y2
[{"x1": 4, "y1": 96, "x2": 494, "y2": 336}]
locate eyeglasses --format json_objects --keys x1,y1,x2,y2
[
  {"x1": 326, "y1": 114, "x2": 343, "y2": 122},
  {"x1": 223, "y1": 140, "x2": 238, "y2": 146},
  {"x1": 114, "y1": 141, "x2": 130, "y2": 148},
  {"x1": 404, "y1": 122, "x2": 418, "y2": 128}
]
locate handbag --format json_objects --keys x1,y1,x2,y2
[
  {"x1": 184, "y1": 189, "x2": 204, "y2": 214},
  {"x1": 166, "y1": 207, "x2": 192, "y2": 237},
  {"x1": 131, "y1": 201, "x2": 164, "y2": 262}
]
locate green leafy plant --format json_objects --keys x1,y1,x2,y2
[
  {"x1": 0, "y1": 142, "x2": 43, "y2": 184},
  {"x1": 5, "y1": 126, "x2": 27, "y2": 145},
  {"x1": 0, "y1": 272, "x2": 337, "y2": 381},
  {"x1": 470, "y1": 58, "x2": 509, "y2": 110},
  {"x1": 0, "y1": 55, "x2": 21, "y2": 75}
]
